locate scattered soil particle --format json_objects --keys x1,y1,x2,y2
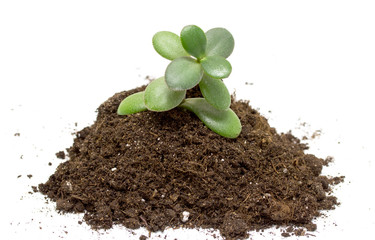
[
  {"x1": 27, "y1": 174, "x2": 33, "y2": 179},
  {"x1": 311, "y1": 130, "x2": 322, "y2": 139},
  {"x1": 294, "y1": 228, "x2": 306, "y2": 236},
  {"x1": 14, "y1": 132, "x2": 20, "y2": 136},
  {"x1": 139, "y1": 235, "x2": 147, "y2": 240},
  {"x1": 32, "y1": 186, "x2": 38, "y2": 193},
  {"x1": 55, "y1": 151, "x2": 66, "y2": 159},
  {"x1": 39, "y1": 86, "x2": 343, "y2": 240},
  {"x1": 306, "y1": 223, "x2": 317, "y2": 231}
]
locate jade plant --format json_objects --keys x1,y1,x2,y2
[{"x1": 117, "y1": 25, "x2": 241, "y2": 138}]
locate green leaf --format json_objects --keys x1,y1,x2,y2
[
  {"x1": 200, "y1": 55, "x2": 232, "y2": 79},
  {"x1": 205, "y1": 28, "x2": 234, "y2": 58},
  {"x1": 152, "y1": 31, "x2": 189, "y2": 60},
  {"x1": 199, "y1": 74, "x2": 231, "y2": 110},
  {"x1": 165, "y1": 57, "x2": 203, "y2": 90},
  {"x1": 180, "y1": 25, "x2": 207, "y2": 59},
  {"x1": 117, "y1": 91, "x2": 147, "y2": 115},
  {"x1": 144, "y1": 77, "x2": 186, "y2": 112},
  {"x1": 179, "y1": 98, "x2": 241, "y2": 138}
]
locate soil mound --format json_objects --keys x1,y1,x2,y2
[{"x1": 39, "y1": 86, "x2": 342, "y2": 239}]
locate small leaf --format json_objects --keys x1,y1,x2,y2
[
  {"x1": 179, "y1": 98, "x2": 241, "y2": 138},
  {"x1": 205, "y1": 28, "x2": 234, "y2": 58},
  {"x1": 199, "y1": 74, "x2": 231, "y2": 110},
  {"x1": 144, "y1": 77, "x2": 186, "y2": 112},
  {"x1": 117, "y1": 91, "x2": 147, "y2": 115},
  {"x1": 180, "y1": 25, "x2": 207, "y2": 59},
  {"x1": 165, "y1": 57, "x2": 203, "y2": 90},
  {"x1": 152, "y1": 31, "x2": 189, "y2": 60},
  {"x1": 200, "y1": 55, "x2": 232, "y2": 79}
]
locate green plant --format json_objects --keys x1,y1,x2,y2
[{"x1": 117, "y1": 25, "x2": 241, "y2": 138}]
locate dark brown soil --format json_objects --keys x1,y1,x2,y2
[
  {"x1": 55, "y1": 151, "x2": 66, "y2": 159},
  {"x1": 39, "y1": 86, "x2": 343, "y2": 239}
]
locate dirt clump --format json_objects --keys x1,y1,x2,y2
[
  {"x1": 55, "y1": 151, "x2": 66, "y2": 159},
  {"x1": 39, "y1": 86, "x2": 343, "y2": 239}
]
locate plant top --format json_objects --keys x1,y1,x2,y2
[{"x1": 117, "y1": 25, "x2": 241, "y2": 138}]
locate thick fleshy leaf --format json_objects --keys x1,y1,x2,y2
[
  {"x1": 152, "y1": 31, "x2": 189, "y2": 60},
  {"x1": 180, "y1": 25, "x2": 207, "y2": 59},
  {"x1": 144, "y1": 77, "x2": 186, "y2": 112},
  {"x1": 117, "y1": 91, "x2": 147, "y2": 115},
  {"x1": 165, "y1": 57, "x2": 203, "y2": 90},
  {"x1": 199, "y1": 74, "x2": 231, "y2": 110},
  {"x1": 205, "y1": 28, "x2": 234, "y2": 58},
  {"x1": 200, "y1": 55, "x2": 232, "y2": 79},
  {"x1": 179, "y1": 98, "x2": 241, "y2": 138}
]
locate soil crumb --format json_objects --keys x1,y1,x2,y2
[
  {"x1": 39, "y1": 86, "x2": 343, "y2": 239},
  {"x1": 55, "y1": 151, "x2": 66, "y2": 159},
  {"x1": 139, "y1": 235, "x2": 147, "y2": 240}
]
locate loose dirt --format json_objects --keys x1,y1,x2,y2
[{"x1": 39, "y1": 86, "x2": 343, "y2": 239}]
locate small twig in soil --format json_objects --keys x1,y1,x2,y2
[
  {"x1": 139, "y1": 216, "x2": 149, "y2": 228},
  {"x1": 271, "y1": 161, "x2": 279, "y2": 174}
]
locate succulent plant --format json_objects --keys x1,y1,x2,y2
[{"x1": 117, "y1": 25, "x2": 241, "y2": 138}]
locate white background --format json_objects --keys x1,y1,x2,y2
[{"x1": 1, "y1": 0, "x2": 374, "y2": 239}]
